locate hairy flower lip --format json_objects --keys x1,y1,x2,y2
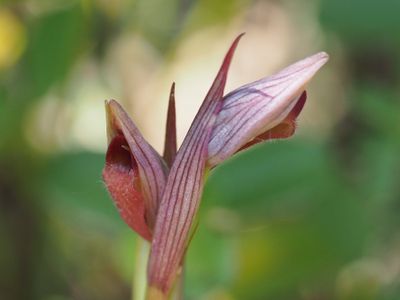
[
  {"x1": 104, "y1": 99, "x2": 167, "y2": 231},
  {"x1": 207, "y1": 51, "x2": 329, "y2": 167},
  {"x1": 103, "y1": 134, "x2": 153, "y2": 240}
]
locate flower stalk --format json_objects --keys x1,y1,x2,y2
[{"x1": 133, "y1": 239, "x2": 150, "y2": 300}]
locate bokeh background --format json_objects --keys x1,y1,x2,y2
[{"x1": 1, "y1": 0, "x2": 400, "y2": 299}]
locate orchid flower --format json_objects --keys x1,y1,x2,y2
[{"x1": 103, "y1": 34, "x2": 328, "y2": 300}]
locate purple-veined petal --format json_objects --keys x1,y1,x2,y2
[
  {"x1": 163, "y1": 83, "x2": 177, "y2": 168},
  {"x1": 238, "y1": 90, "x2": 307, "y2": 151},
  {"x1": 147, "y1": 34, "x2": 244, "y2": 298},
  {"x1": 104, "y1": 100, "x2": 167, "y2": 231},
  {"x1": 208, "y1": 52, "x2": 329, "y2": 167}
]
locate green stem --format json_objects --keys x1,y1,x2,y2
[
  {"x1": 145, "y1": 263, "x2": 185, "y2": 300},
  {"x1": 133, "y1": 238, "x2": 150, "y2": 300},
  {"x1": 171, "y1": 265, "x2": 185, "y2": 300}
]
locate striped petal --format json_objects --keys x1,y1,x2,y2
[
  {"x1": 208, "y1": 52, "x2": 329, "y2": 167},
  {"x1": 237, "y1": 90, "x2": 307, "y2": 151},
  {"x1": 147, "y1": 34, "x2": 244, "y2": 298},
  {"x1": 103, "y1": 100, "x2": 167, "y2": 236}
]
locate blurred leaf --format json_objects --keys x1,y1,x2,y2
[
  {"x1": 132, "y1": 0, "x2": 181, "y2": 51},
  {"x1": 354, "y1": 87, "x2": 400, "y2": 141},
  {"x1": 187, "y1": 227, "x2": 236, "y2": 298},
  {"x1": 184, "y1": 0, "x2": 250, "y2": 33},
  {"x1": 320, "y1": 0, "x2": 400, "y2": 43},
  {"x1": 378, "y1": 284, "x2": 400, "y2": 300},
  {"x1": 204, "y1": 140, "x2": 338, "y2": 216},
  {"x1": 0, "y1": 4, "x2": 87, "y2": 150},
  {"x1": 25, "y1": 3, "x2": 86, "y2": 99},
  {"x1": 0, "y1": 8, "x2": 26, "y2": 70},
  {"x1": 39, "y1": 151, "x2": 120, "y2": 226},
  {"x1": 202, "y1": 140, "x2": 368, "y2": 299}
]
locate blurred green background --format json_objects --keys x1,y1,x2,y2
[{"x1": 1, "y1": 0, "x2": 400, "y2": 299}]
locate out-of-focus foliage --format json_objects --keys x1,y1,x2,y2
[{"x1": 1, "y1": 0, "x2": 400, "y2": 299}]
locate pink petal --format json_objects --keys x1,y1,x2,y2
[
  {"x1": 238, "y1": 90, "x2": 307, "y2": 151},
  {"x1": 147, "y1": 34, "x2": 244, "y2": 296},
  {"x1": 104, "y1": 100, "x2": 167, "y2": 230},
  {"x1": 208, "y1": 52, "x2": 329, "y2": 167}
]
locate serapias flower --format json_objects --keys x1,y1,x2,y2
[{"x1": 102, "y1": 34, "x2": 328, "y2": 300}]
